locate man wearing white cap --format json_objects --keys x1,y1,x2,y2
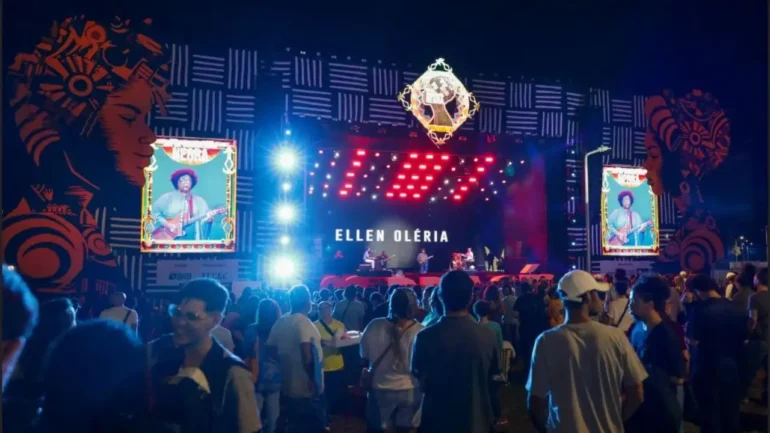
[{"x1": 526, "y1": 270, "x2": 648, "y2": 433}]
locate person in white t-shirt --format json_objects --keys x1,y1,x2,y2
[
  {"x1": 605, "y1": 278, "x2": 635, "y2": 333},
  {"x1": 212, "y1": 325, "x2": 235, "y2": 352},
  {"x1": 527, "y1": 270, "x2": 647, "y2": 433},
  {"x1": 99, "y1": 292, "x2": 139, "y2": 333},
  {"x1": 360, "y1": 287, "x2": 424, "y2": 432},
  {"x1": 266, "y1": 285, "x2": 325, "y2": 433}
]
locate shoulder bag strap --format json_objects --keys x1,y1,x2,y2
[
  {"x1": 614, "y1": 299, "x2": 630, "y2": 327},
  {"x1": 122, "y1": 309, "x2": 132, "y2": 324},
  {"x1": 370, "y1": 321, "x2": 418, "y2": 373},
  {"x1": 320, "y1": 320, "x2": 336, "y2": 338}
]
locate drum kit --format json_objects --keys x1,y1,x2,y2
[{"x1": 451, "y1": 252, "x2": 474, "y2": 271}]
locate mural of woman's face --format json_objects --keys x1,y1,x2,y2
[
  {"x1": 99, "y1": 79, "x2": 157, "y2": 187},
  {"x1": 643, "y1": 134, "x2": 666, "y2": 196}
]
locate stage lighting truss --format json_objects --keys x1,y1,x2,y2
[{"x1": 398, "y1": 58, "x2": 480, "y2": 147}]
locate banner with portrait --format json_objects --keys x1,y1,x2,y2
[
  {"x1": 601, "y1": 166, "x2": 659, "y2": 256},
  {"x1": 140, "y1": 137, "x2": 237, "y2": 253}
]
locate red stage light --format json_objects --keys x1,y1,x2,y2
[
  {"x1": 398, "y1": 174, "x2": 406, "y2": 179},
  {"x1": 460, "y1": 186, "x2": 468, "y2": 191},
  {"x1": 420, "y1": 185, "x2": 428, "y2": 190},
  {"x1": 426, "y1": 154, "x2": 434, "y2": 159},
  {"x1": 418, "y1": 164, "x2": 427, "y2": 170},
  {"x1": 404, "y1": 163, "x2": 412, "y2": 169},
  {"x1": 394, "y1": 185, "x2": 401, "y2": 189},
  {"x1": 352, "y1": 161, "x2": 361, "y2": 167},
  {"x1": 453, "y1": 195, "x2": 461, "y2": 200},
  {"x1": 407, "y1": 185, "x2": 414, "y2": 190},
  {"x1": 469, "y1": 177, "x2": 477, "y2": 182},
  {"x1": 473, "y1": 157, "x2": 478, "y2": 162},
  {"x1": 340, "y1": 190, "x2": 348, "y2": 196},
  {"x1": 451, "y1": 167, "x2": 456, "y2": 172},
  {"x1": 375, "y1": 152, "x2": 380, "y2": 157},
  {"x1": 357, "y1": 150, "x2": 366, "y2": 156},
  {"x1": 413, "y1": 193, "x2": 420, "y2": 198},
  {"x1": 440, "y1": 155, "x2": 450, "y2": 160},
  {"x1": 485, "y1": 156, "x2": 494, "y2": 163},
  {"x1": 481, "y1": 188, "x2": 485, "y2": 192},
  {"x1": 344, "y1": 183, "x2": 353, "y2": 189},
  {"x1": 399, "y1": 193, "x2": 407, "y2": 198},
  {"x1": 386, "y1": 192, "x2": 394, "y2": 198},
  {"x1": 376, "y1": 185, "x2": 380, "y2": 189},
  {"x1": 426, "y1": 175, "x2": 434, "y2": 181},
  {"x1": 346, "y1": 172, "x2": 355, "y2": 177},
  {"x1": 410, "y1": 153, "x2": 418, "y2": 159},
  {"x1": 476, "y1": 167, "x2": 485, "y2": 172},
  {"x1": 433, "y1": 165, "x2": 441, "y2": 171},
  {"x1": 411, "y1": 175, "x2": 419, "y2": 180}
]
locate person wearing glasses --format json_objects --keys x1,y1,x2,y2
[{"x1": 147, "y1": 279, "x2": 261, "y2": 433}]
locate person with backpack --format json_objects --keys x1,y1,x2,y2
[
  {"x1": 147, "y1": 279, "x2": 261, "y2": 433},
  {"x1": 244, "y1": 299, "x2": 282, "y2": 433}
]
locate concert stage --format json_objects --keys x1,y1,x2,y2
[{"x1": 319, "y1": 272, "x2": 554, "y2": 289}]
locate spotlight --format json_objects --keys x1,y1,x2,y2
[
  {"x1": 426, "y1": 154, "x2": 434, "y2": 159},
  {"x1": 391, "y1": 154, "x2": 398, "y2": 161},
  {"x1": 485, "y1": 157, "x2": 494, "y2": 163},
  {"x1": 270, "y1": 256, "x2": 297, "y2": 280},
  {"x1": 314, "y1": 163, "x2": 319, "y2": 168},
  {"x1": 282, "y1": 182, "x2": 291, "y2": 192},
  {"x1": 275, "y1": 204, "x2": 297, "y2": 223},
  {"x1": 326, "y1": 174, "x2": 332, "y2": 179},
  {"x1": 357, "y1": 149, "x2": 366, "y2": 156},
  {"x1": 334, "y1": 151, "x2": 340, "y2": 159},
  {"x1": 322, "y1": 192, "x2": 327, "y2": 197},
  {"x1": 370, "y1": 165, "x2": 376, "y2": 171},
  {"x1": 430, "y1": 197, "x2": 436, "y2": 202},
  {"x1": 275, "y1": 148, "x2": 298, "y2": 172},
  {"x1": 372, "y1": 194, "x2": 378, "y2": 200},
  {"x1": 453, "y1": 195, "x2": 461, "y2": 200},
  {"x1": 280, "y1": 235, "x2": 290, "y2": 246},
  {"x1": 346, "y1": 172, "x2": 355, "y2": 177},
  {"x1": 520, "y1": 160, "x2": 525, "y2": 164},
  {"x1": 284, "y1": 129, "x2": 292, "y2": 136}
]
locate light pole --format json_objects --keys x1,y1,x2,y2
[{"x1": 584, "y1": 145, "x2": 612, "y2": 273}]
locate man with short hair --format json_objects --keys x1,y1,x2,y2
[
  {"x1": 411, "y1": 270, "x2": 499, "y2": 433},
  {"x1": 267, "y1": 285, "x2": 325, "y2": 433},
  {"x1": 527, "y1": 270, "x2": 647, "y2": 433},
  {"x1": 99, "y1": 291, "x2": 139, "y2": 333},
  {"x1": 148, "y1": 278, "x2": 261, "y2": 433},
  {"x1": 152, "y1": 168, "x2": 215, "y2": 240},
  {"x1": 2, "y1": 265, "x2": 38, "y2": 391},
  {"x1": 686, "y1": 274, "x2": 747, "y2": 433},
  {"x1": 627, "y1": 275, "x2": 685, "y2": 433}
]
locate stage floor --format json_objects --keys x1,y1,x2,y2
[{"x1": 320, "y1": 271, "x2": 553, "y2": 288}]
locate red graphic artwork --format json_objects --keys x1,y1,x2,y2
[
  {"x1": 4, "y1": 16, "x2": 171, "y2": 293},
  {"x1": 644, "y1": 89, "x2": 731, "y2": 272}
]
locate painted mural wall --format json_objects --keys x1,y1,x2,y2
[{"x1": 3, "y1": 15, "x2": 731, "y2": 295}]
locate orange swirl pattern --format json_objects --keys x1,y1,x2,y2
[{"x1": 2, "y1": 211, "x2": 86, "y2": 291}]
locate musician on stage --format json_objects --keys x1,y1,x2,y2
[
  {"x1": 378, "y1": 250, "x2": 390, "y2": 269},
  {"x1": 363, "y1": 248, "x2": 376, "y2": 269},
  {"x1": 417, "y1": 248, "x2": 430, "y2": 274},
  {"x1": 152, "y1": 168, "x2": 214, "y2": 240},
  {"x1": 463, "y1": 248, "x2": 474, "y2": 267}
]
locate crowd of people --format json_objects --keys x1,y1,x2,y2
[{"x1": 2, "y1": 262, "x2": 768, "y2": 433}]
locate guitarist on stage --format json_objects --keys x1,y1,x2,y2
[
  {"x1": 607, "y1": 190, "x2": 652, "y2": 247},
  {"x1": 152, "y1": 168, "x2": 215, "y2": 240},
  {"x1": 417, "y1": 248, "x2": 431, "y2": 274}
]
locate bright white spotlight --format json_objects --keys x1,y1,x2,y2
[
  {"x1": 270, "y1": 256, "x2": 297, "y2": 280},
  {"x1": 275, "y1": 148, "x2": 298, "y2": 172},
  {"x1": 276, "y1": 204, "x2": 296, "y2": 223},
  {"x1": 284, "y1": 129, "x2": 292, "y2": 136},
  {"x1": 282, "y1": 182, "x2": 291, "y2": 192},
  {"x1": 280, "y1": 235, "x2": 290, "y2": 246}
]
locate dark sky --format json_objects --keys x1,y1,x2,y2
[{"x1": 5, "y1": 0, "x2": 768, "y2": 238}]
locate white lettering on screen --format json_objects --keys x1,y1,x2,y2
[{"x1": 333, "y1": 229, "x2": 448, "y2": 243}]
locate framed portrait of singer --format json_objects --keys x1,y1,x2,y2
[
  {"x1": 600, "y1": 166, "x2": 660, "y2": 257},
  {"x1": 140, "y1": 137, "x2": 237, "y2": 253}
]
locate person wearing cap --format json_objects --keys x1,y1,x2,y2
[{"x1": 526, "y1": 270, "x2": 647, "y2": 433}]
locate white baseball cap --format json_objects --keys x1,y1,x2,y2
[{"x1": 558, "y1": 270, "x2": 610, "y2": 302}]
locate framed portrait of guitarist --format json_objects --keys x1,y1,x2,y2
[
  {"x1": 600, "y1": 166, "x2": 659, "y2": 256},
  {"x1": 141, "y1": 137, "x2": 237, "y2": 253}
]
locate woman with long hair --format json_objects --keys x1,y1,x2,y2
[{"x1": 244, "y1": 299, "x2": 282, "y2": 433}]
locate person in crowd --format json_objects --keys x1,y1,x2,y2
[
  {"x1": 501, "y1": 284, "x2": 518, "y2": 343},
  {"x1": 231, "y1": 296, "x2": 261, "y2": 355},
  {"x1": 372, "y1": 286, "x2": 397, "y2": 321},
  {"x1": 99, "y1": 291, "x2": 139, "y2": 333},
  {"x1": 483, "y1": 285, "x2": 504, "y2": 324},
  {"x1": 8, "y1": 298, "x2": 77, "y2": 404},
  {"x1": 627, "y1": 275, "x2": 686, "y2": 433},
  {"x1": 2, "y1": 265, "x2": 38, "y2": 391},
  {"x1": 319, "y1": 289, "x2": 332, "y2": 303},
  {"x1": 545, "y1": 286, "x2": 565, "y2": 328},
  {"x1": 361, "y1": 288, "x2": 423, "y2": 433},
  {"x1": 686, "y1": 274, "x2": 748, "y2": 433},
  {"x1": 35, "y1": 321, "x2": 147, "y2": 433},
  {"x1": 421, "y1": 287, "x2": 444, "y2": 327},
  {"x1": 148, "y1": 278, "x2": 261, "y2": 433},
  {"x1": 723, "y1": 271, "x2": 737, "y2": 299},
  {"x1": 606, "y1": 277, "x2": 635, "y2": 333},
  {"x1": 527, "y1": 270, "x2": 647, "y2": 433},
  {"x1": 412, "y1": 270, "x2": 499, "y2": 433},
  {"x1": 474, "y1": 300, "x2": 506, "y2": 427},
  {"x1": 333, "y1": 285, "x2": 366, "y2": 331},
  {"x1": 367, "y1": 292, "x2": 386, "y2": 324},
  {"x1": 244, "y1": 299, "x2": 282, "y2": 433},
  {"x1": 212, "y1": 323, "x2": 236, "y2": 353},
  {"x1": 731, "y1": 263, "x2": 757, "y2": 312},
  {"x1": 314, "y1": 301, "x2": 347, "y2": 422},
  {"x1": 745, "y1": 267, "x2": 769, "y2": 402},
  {"x1": 266, "y1": 285, "x2": 325, "y2": 433},
  {"x1": 513, "y1": 281, "x2": 547, "y2": 369}
]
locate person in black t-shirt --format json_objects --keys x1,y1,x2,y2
[
  {"x1": 686, "y1": 274, "x2": 748, "y2": 433},
  {"x1": 512, "y1": 282, "x2": 547, "y2": 370},
  {"x1": 744, "y1": 267, "x2": 769, "y2": 401},
  {"x1": 627, "y1": 275, "x2": 685, "y2": 433}
]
